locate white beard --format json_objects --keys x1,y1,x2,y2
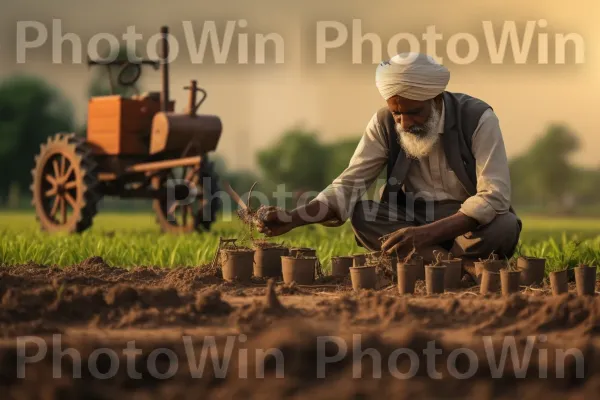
[{"x1": 396, "y1": 100, "x2": 442, "y2": 159}]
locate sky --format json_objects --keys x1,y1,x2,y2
[{"x1": 1, "y1": 0, "x2": 598, "y2": 172}]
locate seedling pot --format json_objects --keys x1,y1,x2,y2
[
  {"x1": 549, "y1": 269, "x2": 569, "y2": 295},
  {"x1": 425, "y1": 265, "x2": 446, "y2": 295},
  {"x1": 441, "y1": 258, "x2": 462, "y2": 289},
  {"x1": 281, "y1": 256, "x2": 317, "y2": 285},
  {"x1": 221, "y1": 249, "x2": 255, "y2": 282},
  {"x1": 517, "y1": 256, "x2": 546, "y2": 286},
  {"x1": 500, "y1": 270, "x2": 521, "y2": 296},
  {"x1": 289, "y1": 247, "x2": 316, "y2": 258},
  {"x1": 397, "y1": 262, "x2": 416, "y2": 295},
  {"x1": 350, "y1": 266, "x2": 377, "y2": 291},
  {"x1": 474, "y1": 260, "x2": 505, "y2": 283},
  {"x1": 408, "y1": 256, "x2": 425, "y2": 280},
  {"x1": 331, "y1": 256, "x2": 353, "y2": 276},
  {"x1": 253, "y1": 246, "x2": 288, "y2": 278},
  {"x1": 574, "y1": 265, "x2": 597, "y2": 296},
  {"x1": 480, "y1": 270, "x2": 501, "y2": 294},
  {"x1": 353, "y1": 253, "x2": 367, "y2": 268}
]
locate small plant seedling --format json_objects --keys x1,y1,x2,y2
[
  {"x1": 234, "y1": 182, "x2": 288, "y2": 244},
  {"x1": 431, "y1": 250, "x2": 447, "y2": 267},
  {"x1": 479, "y1": 251, "x2": 499, "y2": 264},
  {"x1": 506, "y1": 257, "x2": 519, "y2": 272}
]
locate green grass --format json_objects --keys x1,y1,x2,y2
[{"x1": 0, "y1": 211, "x2": 599, "y2": 273}]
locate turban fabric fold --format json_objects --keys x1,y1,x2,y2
[{"x1": 375, "y1": 53, "x2": 450, "y2": 101}]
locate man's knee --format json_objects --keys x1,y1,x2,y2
[
  {"x1": 488, "y1": 212, "x2": 521, "y2": 238},
  {"x1": 453, "y1": 212, "x2": 521, "y2": 258},
  {"x1": 478, "y1": 212, "x2": 521, "y2": 256}
]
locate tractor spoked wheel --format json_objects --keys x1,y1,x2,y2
[
  {"x1": 30, "y1": 133, "x2": 101, "y2": 233},
  {"x1": 152, "y1": 157, "x2": 222, "y2": 234}
]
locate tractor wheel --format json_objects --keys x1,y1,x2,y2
[
  {"x1": 30, "y1": 133, "x2": 101, "y2": 233},
  {"x1": 152, "y1": 156, "x2": 222, "y2": 234}
]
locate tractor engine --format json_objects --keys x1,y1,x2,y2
[
  {"x1": 149, "y1": 81, "x2": 222, "y2": 155},
  {"x1": 149, "y1": 26, "x2": 222, "y2": 156}
]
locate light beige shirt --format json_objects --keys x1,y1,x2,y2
[{"x1": 314, "y1": 98, "x2": 512, "y2": 226}]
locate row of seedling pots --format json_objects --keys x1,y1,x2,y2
[
  {"x1": 220, "y1": 243, "x2": 371, "y2": 286},
  {"x1": 478, "y1": 269, "x2": 520, "y2": 295},
  {"x1": 473, "y1": 254, "x2": 541, "y2": 295},
  {"x1": 548, "y1": 265, "x2": 598, "y2": 296},
  {"x1": 220, "y1": 241, "x2": 598, "y2": 296},
  {"x1": 397, "y1": 253, "x2": 463, "y2": 295},
  {"x1": 475, "y1": 254, "x2": 520, "y2": 295},
  {"x1": 220, "y1": 244, "x2": 321, "y2": 284},
  {"x1": 476, "y1": 255, "x2": 598, "y2": 296}
]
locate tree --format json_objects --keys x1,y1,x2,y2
[
  {"x1": 257, "y1": 127, "x2": 330, "y2": 194},
  {"x1": 570, "y1": 167, "x2": 600, "y2": 209},
  {"x1": 509, "y1": 123, "x2": 580, "y2": 213},
  {"x1": 323, "y1": 138, "x2": 360, "y2": 183},
  {"x1": 0, "y1": 74, "x2": 75, "y2": 200}
]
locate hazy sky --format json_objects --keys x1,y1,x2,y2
[{"x1": 1, "y1": 0, "x2": 598, "y2": 172}]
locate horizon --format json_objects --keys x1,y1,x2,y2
[{"x1": 1, "y1": 0, "x2": 598, "y2": 173}]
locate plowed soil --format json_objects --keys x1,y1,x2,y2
[{"x1": 1, "y1": 257, "x2": 600, "y2": 399}]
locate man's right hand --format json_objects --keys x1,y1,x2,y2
[
  {"x1": 256, "y1": 200, "x2": 339, "y2": 237},
  {"x1": 256, "y1": 208, "x2": 297, "y2": 237}
]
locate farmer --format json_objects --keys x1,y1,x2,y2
[{"x1": 257, "y1": 52, "x2": 521, "y2": 262}]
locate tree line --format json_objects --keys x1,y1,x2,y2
[{"x1": 1, "y1": 71, "x2": 599, "y2": 215}]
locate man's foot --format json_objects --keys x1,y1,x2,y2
[{"x1": 460, "y1": 257, "x2": 480, "y2": 282}]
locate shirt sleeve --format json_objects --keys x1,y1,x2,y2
[
  {"x1": 459, "y1": 108, "x2": 512, "y2": 225},
  {"x1": 313, "y1": 112, "x2": 389, "y2": 224}
]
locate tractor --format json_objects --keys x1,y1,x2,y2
[{"x1": 30, "y1": 26, "x2": 223, "y2": 234}]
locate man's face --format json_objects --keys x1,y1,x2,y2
[{"x1": 386, "y1": 95, "x2": 435, "y2": 136}]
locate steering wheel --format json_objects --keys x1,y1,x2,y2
[{"x1": 117, "y1": 63, "x2": 142, "y2": 87}]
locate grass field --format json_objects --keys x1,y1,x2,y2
[{"x1": 1, "y1": 211, "x2": 599, "y2": 273}]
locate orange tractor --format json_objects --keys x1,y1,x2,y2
[{"x1": 30, "y1": 26, "x2": 223, "y2": 234}]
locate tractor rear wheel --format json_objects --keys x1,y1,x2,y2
[
  {"x1": 30, "y1": 133, "x2": 101, "y2": 233},
  {"x1": 151, "y1": 156, "x2": 222, "y2": 234}
]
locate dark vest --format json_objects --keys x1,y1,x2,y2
[{"x1": 379, "y1": 91, "x2": 493, "y2": 204}]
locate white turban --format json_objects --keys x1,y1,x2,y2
[{"x1": 375, "y1": 52, "x2": 450, "y2": 101}]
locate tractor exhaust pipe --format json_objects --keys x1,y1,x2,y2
[{"x1": 160, "y1": 26, "x2": 170, "y2": 112}]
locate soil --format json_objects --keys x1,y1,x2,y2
[{"x1": 1, "y1": 257, "x2": 600, "y2": 399}]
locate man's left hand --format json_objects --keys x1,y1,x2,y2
[{"x1": 380, "y1": 226, "x2": 436, "y2": 255}]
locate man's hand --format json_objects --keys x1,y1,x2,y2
[
  {"x1": 381, "y1": 212, "x2": 480, "y2": 255},
  {"x1": 255, "y1": 200, "x2": 340, "y2": 237},
  {"x1": 256, "y1": 208, "x2": 297, "y2": 237},
  {"x1": 380, "y1": 226, "x2": 435, "y2": 255}
]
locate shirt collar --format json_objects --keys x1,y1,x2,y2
[{"x1": 437, "y1": 98, "x2": 446, "y2": 135}]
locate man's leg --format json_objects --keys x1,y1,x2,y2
[
  {"x1": 411, "y1": 199, "x2": 462, "y2": 262},
  {"x1": 450, "y1": 213, "x2": 521, "y2": 260},
  {"x1": 350, "y1": 200, "x2": 449, "y2": 262},
  {"x1": 350, "y1": 200, "x2": 415, "y2": 252}
]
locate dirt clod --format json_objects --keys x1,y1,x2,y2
[{"x1": 195, "y1": 290, "x2": 233, "y2": 315}]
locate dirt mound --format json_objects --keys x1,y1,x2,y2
[
  {"x1": 232, "y1": 279, "x2": 300, "y2": 333},
  {"x1": 474, "y1": 293, "x2": 600, "y2": 337},
  {"x1": 1, "y1": 260, "x2": 599, "y2": 398}
]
